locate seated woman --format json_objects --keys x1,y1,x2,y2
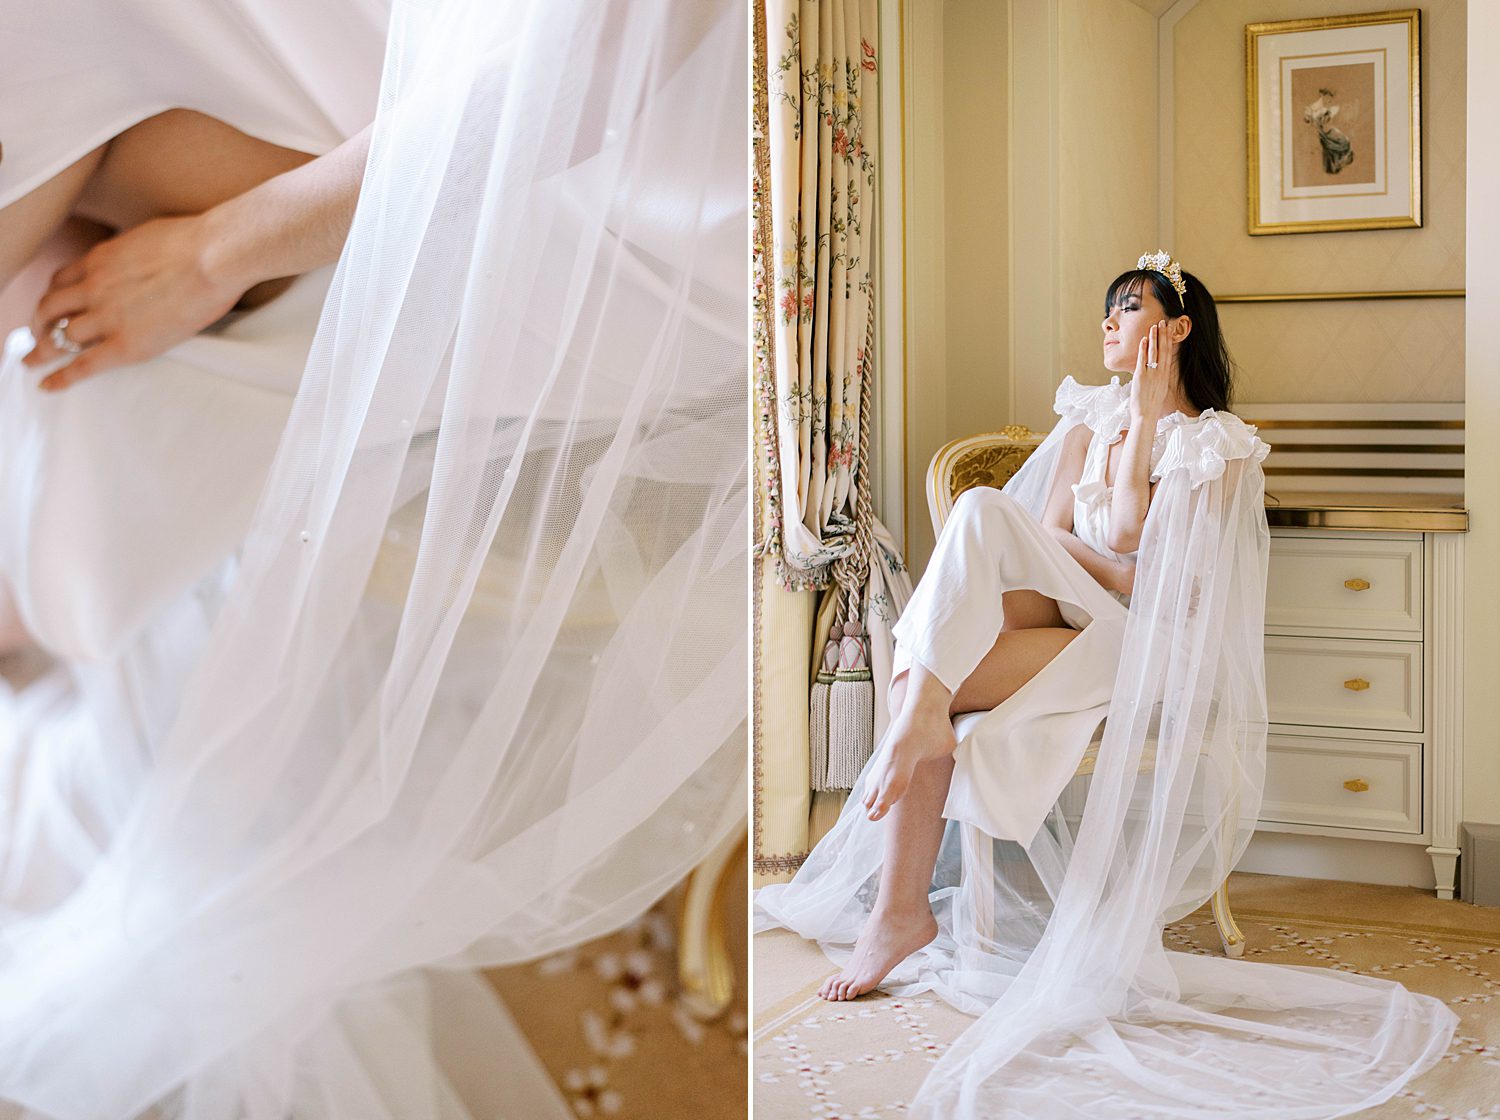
[
  {"x1": 788, "y1": 253, "x2": 1229, "y2": 1001},
  {"x1": 757, "y1": 255, "x2": 1458, "y2": 1120}
]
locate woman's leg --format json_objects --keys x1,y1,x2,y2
[
  {"x1": 0, "y1": 152, "x2": 107, "y2": 293},
  {"x1": 821, "y1": 589, "x2": 1081, "y2": 1000},
  {"x1": 865, "y1": 610, "x2": 1081, "y2": 821},
  {"x1": 0, "y1": 110, "x2": 315, "y2": 318}
]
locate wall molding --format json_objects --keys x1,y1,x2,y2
[
  {"x1": 1007, "y1": 0, "x2": 1060, "y2": 428},
  {"x1": 874, "y1": 0, "x2": 908, "y2": 553},
  {"x1": 1158, "y1": 0, "x2": 1204, "y2": 248},
  {"x1": 1218, "y1": 289, "x2": 1465, "y2": 303}
]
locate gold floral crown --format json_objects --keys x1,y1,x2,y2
[{"x1": 1137, "y1": 250, "x2": 1186, "y2": 307}]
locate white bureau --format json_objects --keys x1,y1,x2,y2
[{"x1": 1256, "y1": 525, "x2": 1466, "y2": 898}]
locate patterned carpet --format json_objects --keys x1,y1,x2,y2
[
  {"x1": 753, "y1": 872, "x2": 1500, "y2": 1119},
  {"x1": 491, "y1": 857, "x2": 748, "y2": 1119}
]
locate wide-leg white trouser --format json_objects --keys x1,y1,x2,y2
[{"x1": 890, "y1": 488, "x2": 1131, "y2": 843}]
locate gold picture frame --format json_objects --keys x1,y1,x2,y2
[{"x1": 1246, "y1": 9, "x2": 1421, "y2": 235}]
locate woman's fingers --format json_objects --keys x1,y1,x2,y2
[
  {"x1": 37, "y1": 338, "x2": 132, "y2": 392},
  {"x1": 50, "y1": 259, "x2": 86, "y2": 291},
  {"x1": 1147, "y1": 322, "x2": 1158, "y2": 368},
  {"x1": 27, "y1": 310, "x2": 106, "y2": 368},
  {"x1": 23, "y1": 283, "x2": 91, "y2": 366}
]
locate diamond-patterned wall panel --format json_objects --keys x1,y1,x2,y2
[
  {"x1": 1221, "y1": 300, "x2": 1465, "y2": 403},
  {"x1": 1174, "y1": 0, "x2": 1466, "y2": 403}
]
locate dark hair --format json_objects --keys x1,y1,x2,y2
[{"x1": 1103, "y1": 267, "x2": 1236, "y2": 414}]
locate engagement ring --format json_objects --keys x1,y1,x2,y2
[{"x1": 49, "y1": 318, "x2": 83, "y2": 355}]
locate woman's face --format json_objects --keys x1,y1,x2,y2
[{"x1": 1101, "y1": 284, "x2": 1184, "y2": 374}]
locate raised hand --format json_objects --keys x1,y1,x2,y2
[{"x1": 1128, "y1": 318, "x2": 1176, "y2": 423}]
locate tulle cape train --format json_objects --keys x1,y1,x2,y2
[
  {"x1": 756, "y1": 386, "x2": 1457, "y2": 1118},
  {"x1": 0, "y1": 0, "x2": 747, "y2": 1116}
]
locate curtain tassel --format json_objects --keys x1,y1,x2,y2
[
  {"x1": 809, "y1": 624, "x2": 840, "y2": 790},
  {"x1": 824, "y1": 620, "x2": 874, "y2": 791}
]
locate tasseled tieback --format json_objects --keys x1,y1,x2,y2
[{"x1": 811, "y1": 620, "x2": 875, "y2": 791}]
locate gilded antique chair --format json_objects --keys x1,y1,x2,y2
[{"x1": 927, "y1": 427, "x2": 1246, "y2": 957}]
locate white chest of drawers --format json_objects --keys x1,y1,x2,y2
[{"x1": 1257, "y1": 526, "x2": 1466, "y2": 898}]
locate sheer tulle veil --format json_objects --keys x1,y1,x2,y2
[{"x1": 0, "y1": 0, "x2": 746, "y2": 1116}]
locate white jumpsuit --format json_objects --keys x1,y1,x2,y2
[{"x1": 892, "y1": 376, "x2": 1189, "y2": 843}]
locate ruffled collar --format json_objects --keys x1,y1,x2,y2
[
  {"x1": 1153, "y1": 408, "x2": 1270, "y2": 487},
  {"x1": 1053, "y1": 374, "x2": 1270, "y2": 489},
  {"x1": 1055, "y1": 375, "x2": 1176, "y2": 443}
]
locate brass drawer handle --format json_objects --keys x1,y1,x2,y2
[
  {"x1": 1344, "y1": 778, "x2": 1369, "y2": 793},
  {"x1": 1344, "y1": 578, "x2": 1371, "y2": 591},
  {"x1": 1344, "y1": 678, "x2": 1370, "y2": 692}
]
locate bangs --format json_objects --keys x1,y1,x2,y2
[
  {"x1": 1105, "y1": 269, "x2": 1182, "y2": 317},
  {"x1": 1104, "y1": 272, "x2": 1149, "y2": 316}
]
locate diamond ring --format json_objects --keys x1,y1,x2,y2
[{"x1": 49, "y1": 318, "x2": 83, "y2": 355}]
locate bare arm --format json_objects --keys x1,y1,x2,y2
[
  {"x1": 25, "y1": 124, "x2": 372, "y2": 389},
  {"x1": 197, "y1": 123, "x2": 371, "y2": 294},
  {"x1": 1104, "y1": 424, "x2": 1158, "y2": 555},
  {"x1": 1040, "y1": 423, "x2": 1134, "y2": 597},
  {"x1": 0, "y1": 150, "x2": 107, "y2": 292},
  {"x1": 1106, "y1": 319, "x2": 1178, "y2": 554}
]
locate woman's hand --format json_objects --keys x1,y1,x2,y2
[
  {"x1": 1128, "y1": 318, "x2": 1176, "y2": 423},
  {"x1": 22, "y1": 214, "x2": 246, "y2": 390},
  {"x1": 1114, "y1": 557, "x2": 1136, "y2": 597}
]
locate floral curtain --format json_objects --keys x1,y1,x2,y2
[
  {"x1": 753, "y1": 0, "x2": 910, "y2": 881},
  {"x1": 759, "y1": 0, "x2": 879, "y2": 591}
]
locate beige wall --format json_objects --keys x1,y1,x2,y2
[
  {"x1": 942, "y1": 2, "x2": 1011, "y2": 477},
  {"x1": 1173, "y1": 0, "x2": 1467, "y2": 404},
  {"x1": 901, "y1": 0, "x2": 1012, "y2": 571},
  {"x1": 899, "y1": 0, "x2": 949, "y2": 571},
  {"x1": 1465, "y1": 0, "x2": 1499, "y2": 825},
  {"x1": 900, "y1": 0, "x2": 1151, "y2": 573},
  {"x1": 1057, "y1": 0, "x2": 1157, "y2": 394}
]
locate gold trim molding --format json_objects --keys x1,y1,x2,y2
[{"x1": 1218, "y1": 289, "x2": 1464, "y2": 304}]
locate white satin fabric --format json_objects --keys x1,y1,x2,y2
[
  {"x1": 758, "y1": 375, "x2": 1457, "y2": 1118},
  {"x1": 0, "y1": 0, "x2": 387, "y2": 210},
  {"x1": 0, "y1": 1, "x2": 746, "y2": 1117}
]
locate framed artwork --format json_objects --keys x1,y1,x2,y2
[{"x1": 1245, "y1": 9, "x2": 1421, "y2": 235}]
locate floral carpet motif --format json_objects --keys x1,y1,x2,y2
[
  {"x1": 491, "y1": 865, "x2": 748, "y2": 1119},
  {"x1": 753, "y1": 873, "x2": 1500, "y2": 1119}
]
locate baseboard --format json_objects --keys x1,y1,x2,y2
[{"x1": 1237, "y1": 831, "x2": 1438, "y2": 890}]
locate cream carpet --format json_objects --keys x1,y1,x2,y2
[{"x1": 753, "y1": 872, "x2": 1500, "y2": 1119}]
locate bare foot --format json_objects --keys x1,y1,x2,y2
[
  {"x1": 818, "y1": 906, "x2": 938, "y2": 1001},
  {"x1": 862, "y1": 701, "x2": 957, "y2": 822}
]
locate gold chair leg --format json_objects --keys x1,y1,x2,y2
[
  {"x1": 1210, "y1": 877, "x2": 1245, "y2": 958},
  {"x1": 677, "y1": 825, "x2": 746, "y2": 1020}
]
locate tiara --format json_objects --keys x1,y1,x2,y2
[{"x1": 1137, "y1": 250, "x2": 1186, "y2": 307}]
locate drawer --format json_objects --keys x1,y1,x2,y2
[
  {"x1": 1266, "y1": 536, "x2": 1422, "y2": 634},
  {"x1": 1264, "y1": 635, "x2": 1422, "y2": 732},
  {"x1": 1260, "y1": 733, "x2": 1421, "y2": 834}
]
